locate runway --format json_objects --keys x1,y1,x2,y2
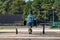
[
  {"x1": 0, "y1": 28, "x2": 60, "y2": 32},
  {"x1": 0, "y1": 27, "x2": 60, "y2": 40},
  {"x1": 0, "y1": 37, "x2": 60, "y2": 40}
]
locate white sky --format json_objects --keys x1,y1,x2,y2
[{"x1": 25, "y1": 0, "x2": 29, "y2": 1}]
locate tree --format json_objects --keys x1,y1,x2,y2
[
  {"x1": 23, "y1": 0, "x2": 32, "y2": 19},
  {"x1": 32, "y1": 0, "x2": 48, "y2": 22},
  {"x1": 53, "y1": 0, "x2": 60, "y2": 21},
  {"x1": 23, "y1": 0, "x2": 60, "y2": 22},
  {"x1": 0, "y1": 0, "x2": 10, "y2": 14},
  {"x1": 0, "y1": 0, "x2": 25, "y2": 14}
]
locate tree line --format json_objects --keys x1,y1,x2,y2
[{"x1": 0, "y1": 0, "x2": 60, "y2": 21}]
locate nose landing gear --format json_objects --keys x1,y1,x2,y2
[{"x1": 28, "y1": 27, "x2": 32, "y2": 34}]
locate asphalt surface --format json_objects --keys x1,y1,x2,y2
[
  {"x1": 0, "y1": 26, "x2": 60, "y2": 40},
  {"x1": 0, "y1": 31, "x2": 60, "y2": 37},
  {"x1": 0, "y1": 37, "x2": 60, "y2": 40},
  {"x1": 0, "y1": 38, "x2": 60, "y2": 40},
  {"x1": 0, "y1": 29, "x2": 60, "y2": 40}
]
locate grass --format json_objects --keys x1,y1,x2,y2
[{"x1": 0, "y1": 26, "x2": 16, "y2": 30}]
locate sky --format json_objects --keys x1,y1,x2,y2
[
  {"x1": 25, "y1": 0, "x2": 60, "y2": 2},
  {"x1": 25, "y1": 0, "x2": 33, "y2": 2},
  {"x1": 25, "y1": 0, "x2": 29, "y2": 2}
]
